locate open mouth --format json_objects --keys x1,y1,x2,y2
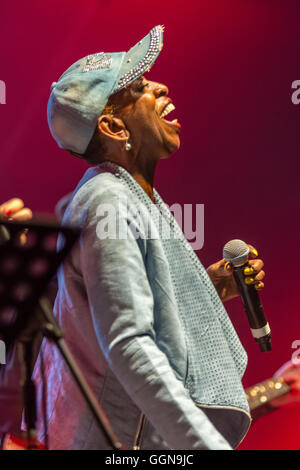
[{"x1": 159, "y1": 102, "x2": 181, "y2": 129}]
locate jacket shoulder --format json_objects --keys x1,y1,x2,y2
[{"x1": 64, "y1": 168, "x2": 136, "y2": 225}]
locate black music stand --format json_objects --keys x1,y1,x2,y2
[{"x1": 0, "y1": 219, "x2": 125, "y2": 450}]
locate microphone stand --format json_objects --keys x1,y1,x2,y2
[
  {"x1": 39, "y1": 297, "x2": 125, "y2": 450},
  {"x1": 0, "y1": 219, "x2": 126, "y2": 450},
  {"x1": 17, "y1": 297, "x2": 125, "y2": 450},
  {"x1": 19, "y1": 341, "x2": 39, "y2": 449}
]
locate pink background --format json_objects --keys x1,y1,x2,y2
[{"x1": 0, "y1": 0, "x2": 300, "y2": 449}]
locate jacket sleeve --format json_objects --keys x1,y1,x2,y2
[{"x1": 79, "y1": 189, "x2": 232, "y2": 450}]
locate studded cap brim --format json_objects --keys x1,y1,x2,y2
[{"x1": 113, "y1": 25, "x2": 164, "y2": 94}]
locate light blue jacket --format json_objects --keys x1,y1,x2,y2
[{"x1": 33, "y1": 162, "x2": 251, "y2": 450}]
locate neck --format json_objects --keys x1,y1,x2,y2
[
  {"x1": 128, "y1": 151, "x2": 159, "y2": 201},
  {"x1": 129, "y1": 168, "x2": 155, "y2": 202},
  {"x1": 105, "y1": 152, "x2": 159, "y2": 202}
]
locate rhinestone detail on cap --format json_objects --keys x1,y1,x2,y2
[
  {"x1": 83, "y1": 53, "x2": 112, "y2": 72},
  {"x1": 113, "y1": 25, "x2": 164, "y2": 93}
]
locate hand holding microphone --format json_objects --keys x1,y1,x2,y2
[
  {"x1": 207, "y1": 242, "x2": 265, "y2": 302},
  {"x1": 222, "y1": 239, "x2": 271, "y2": 353}
]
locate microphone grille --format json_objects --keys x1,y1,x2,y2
[{"x1": 223, "y1": 239, "x2": 250, "y2": 266}]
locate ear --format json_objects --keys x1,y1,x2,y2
[{"x1": 97, "y1": 115, "x2": 129, "y2": 143}]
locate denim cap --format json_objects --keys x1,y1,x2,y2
[{"x1": 47, "y1": 25, "x2": 164, "y2": 155}]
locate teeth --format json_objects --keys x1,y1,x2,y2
[{"x1": 160, "y1": 102, "x2": 175, "y2": 118}]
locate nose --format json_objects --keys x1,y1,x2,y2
[{"x1": 150, "y1": 81, "x2": 169, "y2": 98}]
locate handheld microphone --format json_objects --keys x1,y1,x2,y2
[{"x1": 223, "y1": 239, "x2": 272, "y2": 353}]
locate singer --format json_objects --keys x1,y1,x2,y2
[{"x1": 28, "y1": 26, "x2": 267, "y2": 450}]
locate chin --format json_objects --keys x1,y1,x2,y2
[{"x1": 164, "y1": 135, "x2": 180, "y2": 158}]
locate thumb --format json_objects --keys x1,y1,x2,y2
[{"x1": 218, "y1": 258, "x2": 233, "y2": 275}]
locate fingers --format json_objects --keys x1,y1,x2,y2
[
  {"x1": 244, "y1": 268, "x2": 265, "y2": 290},
  {"x1": 244, "y1": 270, "x2": 264, "y2": 289},
  {"x1": 224, "y1": 261, "x2": 231, "y2": 270},
  {"x1": 219, "y1": 243, "x2": 265, "y2": 291},
  {"x1": 9, "y1": 208, "x2": 33, "y2": 221},
  {"x1": 274, "y1": 361, "x2": 296, "y2": 378},
  {"x1": 222, "y1": 259, "x2": 234, "y2": 276},
  {"x1": 0, "y1": 198, "x2": 24, "y2": 218},
  {"x1": 254, "y1": 281, "x2": 264, "y2": 291},
  {"x1": 243, "y1": 244, "x2": 264, "y2": 290},
  {"x1": 282, "y1": 373, "x2": 299, "y2": 385},
  {"x1": 247, "y1": 244, "x2": 259, "y2": 259},
  {"x1": 0, "y1": 199, "x2": 32, "y2": 222},
  {"x1": 0, "y1": 199, "x2": 32, "y2": 248}
]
